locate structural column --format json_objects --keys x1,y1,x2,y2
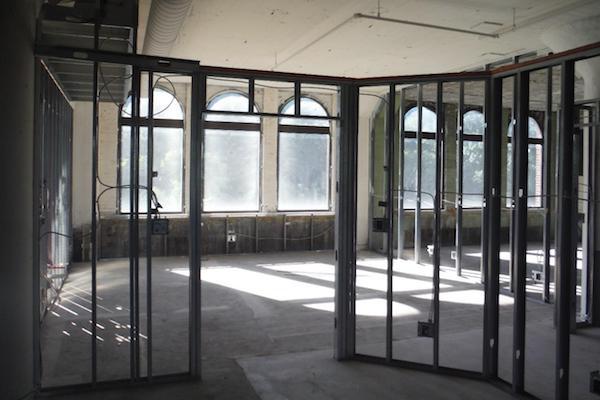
[{"x1": 335, "y1": 84, "x2": 359, "y2": 360}]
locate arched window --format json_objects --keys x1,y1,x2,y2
[
  {"x1": 462, "y1": 110, "x2": 485, "y2": 207},
  {"x1": 119, "y1": 87, "x2": 185, "y2": 213},
  {"x1": 402, "y1": 106, "x2": 438, "y2": 209},
  {"x1": 404, "y1": 106, "x2": 437, "y2": 133},
  {"x1": 506, "y1": 116, "x2": 544, "y2": 207},
  {"x1": 278, "y1": 97, "x2": 330, "y2": 211},
  {"x1": 203, "y1": 92, "x2": 260, "y2": 212}
]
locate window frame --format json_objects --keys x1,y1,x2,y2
[
  {"x1": 202, "y1": 90, "x2": 262, "y2": 213},
  {"x1": 506, "y1": 113, "x2": 544, "y2": 209},
  {"x1": 402, "y1": 103, "x2": 444, "y2": 210},
  {"x1": 276, "y1": 95, "x2": 332, "y2": 212},
  {"x1": 117, "y1": 86, "x2": 186, "y2": 215},
  {"x1": 461, "y1": 107, "x2": 485, "y2": 209}
]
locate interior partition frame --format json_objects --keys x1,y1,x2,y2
[
  {"x1": 34, "y1": 47, "x2": 202, "y2": 394},
  {"x1": 32, "y1": 41, "x2": 600, "y2": 399}
]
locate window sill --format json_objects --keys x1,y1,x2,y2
[{"x1": 202, "y1": 211, "x2": 335, "y2": 218}]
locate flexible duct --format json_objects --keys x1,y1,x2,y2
[{"x1": 142, "y1": 0, "x2": 193, "y2": 56}]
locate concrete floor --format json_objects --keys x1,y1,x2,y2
[{"x1": 40, "y1": 248, "x2": 599, "y2": 399}]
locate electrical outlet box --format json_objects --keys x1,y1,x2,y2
[
  {"x1": 151, "y1": 218, "x2": 169, "y2": 235},
  {"x1": 227, "y1": 233, "x2": 237, "y2": 243},
  {"x1": 451, "y1": 250, "x2": 457, "y2": 260},
  {"x1": 427, "y1": 244, "x2": 434, "y2": 256},
  {"x1": 372, "y1": 218, "x2": 388, "y2": 232},
  {"x1": 532, "y1": 270, "x2": 543, "y2": 282},
  {"x1": 417, "y1": 321, "x2": 435, "y2": 338}
]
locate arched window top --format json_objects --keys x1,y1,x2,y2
[
  {"x1": 122, "y1": 87, "x2": 184, "y2": 120},
  {"x1": 279, "y1": 97, "x2": 330, "y2": 127},
  {"x1": 206, "y1": 91, "x2": 260, "y2": 124},
  {"x1": 463, "y1": 110, "x2": 485, "y2": 135},
  {"x1": 528, "y1": 117, "x2": 542, "y2": 139},
  {"x1": 404, "y1": 106, "x2": 436, "y2": 133},
  {"x1": 507, "y1": 116, "x2": 543, "y2": 139}
]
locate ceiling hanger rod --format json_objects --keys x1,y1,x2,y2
[{"x1": 354, "y1": 13, "x2": 500, "y2": 39}]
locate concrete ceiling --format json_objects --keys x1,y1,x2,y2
[{"x1": 142, "y1": 0, "x2": 600, "y2": 78}]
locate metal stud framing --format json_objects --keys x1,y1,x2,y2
[
  {"x1": 543, "y1": 68, "x2": 553, "y2": 303},
  {"x1": 334, "y1": 83, "x2": 359, "y2": 360},
  {"x1": 385, "y1": 84, "x2": 396, "y2": 362},
  {"x1": 512, "y1": 70, "x2": 529, "y2": 393},
  {"x1": 455, "y1": 82, "x2": 464, "y2": 276},
  {"x1": 433, "y1": 81, "x2": 443, "y2": 368},
  {"x1": 414, "y1": 84, "x2": 423, "y2": 264},
  {"x1": 555, "y1": 60, "x2": 575, "y2": 400},
  {"x1": 483, "y1": 76, "x2": 502, "y2": 379},
  {"x1": 32, "y1": 38, "x2": 600, "y2": 399}
]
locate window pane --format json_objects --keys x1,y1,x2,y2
[
  {"x1": 421, "y1": 139, "x2": 437, "y2": 209},
  {"x1": 403, "y1": 138, "x2": 417, "y2": 209},
  {"x1": 402, "y1": 138, "x2": 436, "y2": 209},
  {"x1": 203, "y1": 129, "x2": 260, "y2": 211},
  {"x1": 122, "y1": 88, "x2": 184, "y2": 120},
  {"x1": 404, "y1": 107, "x2": 436, "y2": 133},
  {"x1": 280, "y1": 97, "x2": 329, "y2": 127},
  {"x1": 153, "y1": 127, "x2": 184, "y2": 212},
  {"x1": 506, "y1": 142, "x2": 543, "y2": 208},
  {"x1": 120, "y1": 127, "x2": 184, "y2": 213},
  {"x1": 506, "y1": 142, "x2": 513, "y2": 207},
  {"x1": 463, "y1": 110, "x2": 484, "y2": 135},
  {"x1": 120, "y1": 127, "x2": 149, "y2": 213},
  {"x1": 528, "y1": 143, "x2": 542, "y2": 207},
  {"x1": 278, "y1": 133, "x2": 329, "y2": 210},
  {"x1": 205, "y1": 92, "x2": 260, "y2": 123},
  {"x1": 463, "y1": 141, "x2": 484, "y2": 207}
]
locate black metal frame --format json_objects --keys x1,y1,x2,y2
[
  {"x1": 34, "y1": 52, "x2": 202, "y2": 394},
  {"x1": 32, "y1": 39, "x2": 600, "y2": 399}
]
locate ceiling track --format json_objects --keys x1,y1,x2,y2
[{"x1": 353, "y1": 13, "x2": 499, "y2": 39}]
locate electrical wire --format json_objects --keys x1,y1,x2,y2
[{"x1": 235, "y1": 225, "x2": 334, "y2": 241}]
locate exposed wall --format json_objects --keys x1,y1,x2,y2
[
  {"x1": 72, "y1": 102, "x2": 93, "y2": 228},
  {"x1": 364, "y1": 87, "x2": 556, "y2": 255},
  {"x1": 70, "y1": 81, "x2": 339, "y2": 258},
  {"x1": 0, "y1": 1, "x2": 38, "y2": 398}
]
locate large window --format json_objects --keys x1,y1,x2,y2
[
  {"x1": 462, "y1": 110, "x2": 485, "y2": 208},
  {"x1": 278, "y1": 97, "x2": 331, "y2": 211},
  {"x1": 403, "y1": 106, "x2": 438, "y2": 209},
  {"x1": 119, "y1": 87, "x2": 185, "y2": 213},
  {"x1": 203, "y1": 92, "x2": 260, "y2": 212},
  {"x1": 506, "y1": 116, "x2": 544, "y2": 207}
]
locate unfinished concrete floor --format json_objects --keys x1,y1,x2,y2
[{"x1": 40, "y1": 248, "x2": 599, "y2": 399}]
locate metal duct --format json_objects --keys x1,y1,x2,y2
[{"x1": 142, "y1": 0, "x2": 193, "y2": 56}]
